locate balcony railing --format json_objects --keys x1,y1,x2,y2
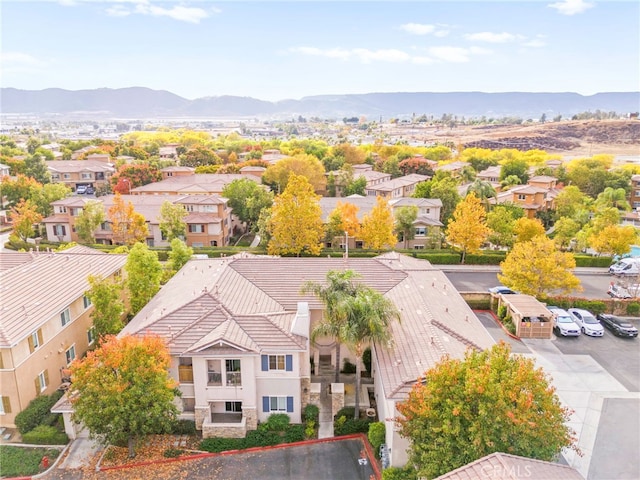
[
  {"x1": 208, "y1": 372, "x2": 222, "y2": 386},
  {"x1": 226, "y1": 372, "x2": 242, "y2": 386}
]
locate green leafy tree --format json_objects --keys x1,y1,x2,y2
[
  {"x1": 110, "y1": 164, "x2": 161, "y2": 193},
  {"x1": 0, "y1": 174, "x2": 41, "y2": 209},
  {"x1": 168, "y1": 238, "x2": 193, "y2": 272},
  {"x1": 553, "y1": 185, "x2": 589, "y2": 220},
  {"x1": 86, "y1": 275, "x2": 125, "y2": 342},
  {"x1": 70, "y1": 334, "x2": 179, "y2": 458},
  {"x1": 396, "y1": 342, "x2": 576, "y2": 479},
  {"x1": 500, "y1": 158, "x2": 529, "y2": 184},
  {"x1": 125, "y1": 243, "x2": 163, "y2": 314},
  {"x1": 465, "y1": 179, "x2": 496, "y2": 207},
  {"x1": 445, "y1": 193, "x2": 490, "y2": 263},
  {"x1": 429, "y1": 176, "x2": 461, "y2": 225},
  {"x1": 499, "y1": 235, "x2": 582, "y2": 297},
  {"x1": 179, "y1": 145, "x2": 222, "y2": 168},
  {"x1": 552, "y1": 217, "x2": 581, "y2": 250},
  {"x1": 486, "y1": 205, "x2": 523, "y2": 248},
  {"x1": 29, "y1": 183, "x2": 72, "y2": 217},
  {"x1": 589, "y1": 224, "x2": 637, "y2": 256},
  {"x1": 222, "y1": 178, "x2": 274, "y2": 232},
  {"x1": 302, "y1": 270, "x2": 361, "y2": 383},
  {"x1": 24, "y1": 154, "x2": 51, "y2": 184},
  {"x1": 343, "y1": 176, "x2": 367, "y2": 196},
  {"x1": 263, "y1": 153, "x2": 326, "y2": 193},
  {"x1": 75, "y1": 200, "x2": 105, "y2": 243},
  {"x1": 360, "y1": 196, "x2": 397, "y2": 251},
  {"x1": 267, "y1": 174, "x2": 324, "y2": 256},
  {"x1": 394, "y1": 206, "x2": 418, "y2": 249},
  {"x1": 158, "y1": 201, "x2": 187, "y2": 242},
  {"x1": 594, "y1": 187, "x2": 631, "y2": 212}
]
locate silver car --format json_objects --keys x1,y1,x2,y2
[{"x1": 567, "y1": 308, "x2": 604, "y2": 337}]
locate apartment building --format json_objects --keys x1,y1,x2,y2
[
  {"x1": 47, "y1": 159, "x2": 115, "y2": 192},
  {"x1": 131, "y1": 173, "x2": 261, "y2": 196},
  {"x1": 0, "y1": 246, "x2": 127, "y2": 428},
  {"x1": 365, "y1": 174, "x2": 430, "y2": 199}
]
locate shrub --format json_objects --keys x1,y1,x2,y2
[
  {"x1": 465, "y1": 253, "x2": 505, "y2": 265},
  {"x1": 21, "y1": 425, "x2": 69, "y2": 445},
  {"x1": 283, "y1": 424, "x2": 305, "y2": 443},
  {"x1": 341, "y1": 359, "x2": 357, "y2": 374},
  {"x1": 362, "y1": 347, "x2": 372, "y2": 376},
  {"x1": 497, "y1": 305, "x2": 507, "y2": 321},
  {"x1": 245, "y1": 429, "x2": 282, "y2": 448},
  {"x1": 465, "y1": 298, "x2": 491, "y2": 310},
  {"x1": 382, "y1": 464, "x2": 419, "y2": 480},
  {"x1": 200, "y1": 437, "x2": 245, "y2": 453},
  {"x1": 627, "y1": 302, "x2": 640, "y2": 316},
  {"x1": 334, "y1": 406, "x2": 356, "y2": 420},
  {"x1": 573, "y1": 255, "x2": 613, "y2": 267},
  {"x1": 171, "y1": 419, "x2": 196, "y2": 435},
  {"x1": 368, "y1": 422, "x2": 386, "y2": 459},
  {"x1": 304, "y1": 420, "x2": 316, "y2": 439},
  {"x1": 333, "y1": 411, "x2": 372, "y2": 436},
  {"x1": 263, "y1": 413, "x2": 290, "y2": 432},
  {"x1": 163, "y1": 448, "x2": 184, "y2": 458},
  {"x1": 303, "y1": 404, "x2": 319, "y2": 423},
  {"x1": 417, "y1": 252, "x2": 460, "y2": 264},
  {"x1": 0, "y1": 446, "x2": 61, "y2": 477},
  {"x1": 15, "y1": 391, "x2": 64, "y2": 435}
]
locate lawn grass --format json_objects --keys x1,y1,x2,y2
[{"x1": 0, "y1": 445, "x2": 61, "y2": 477}]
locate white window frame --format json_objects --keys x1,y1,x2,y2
[
  {"x1": 31, "y1": 331, "x2": 40, "y2": 349},
  {"x1": 87, "y1": 327, "x2": 96, "y2": 345},
  {"x1": 65, "y1": 345, "x2": 76, "y2": 365},
  {"x1": 518, "y1": 194, "x2": 526, "y2": 200},
  {"x1": 38, "y1": 371, "x2": 47, "y2": 392},
  {"x1": 268, "y1": 355, "x2": 285, "y2": 371},
  {"x1": 269, "y1": 396, "x2": 287, "y2": 412},
  {"x1": 83, "y1": 295, "x2": 92, "y2": 309},
  {"x1": 60, "y1": 308, "x2": 71, "y2": 326},
  {"x1": 0, "y1": 397, "x2": 5, "y2": 415},
  {"x1": 415, "y1": 227, "x2": 427, "y2": 237}
]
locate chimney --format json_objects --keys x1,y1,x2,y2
[{"x1": 291, "y1": 302, "x2": 310, "y2": 338}]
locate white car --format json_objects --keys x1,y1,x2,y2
[
  {"x1": 567, "y1": 308, "x2": 604, "y2": 337},
  {"x1": 548, "y1": 307, "x2": 581, "y2": 337}
]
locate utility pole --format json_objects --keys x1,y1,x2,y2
[{"x1": 344, "y1": 231, "x2": 349, "y2": 259}]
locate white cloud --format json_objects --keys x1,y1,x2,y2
[
  {"x1": 400, "y1": 22, "x2": 449, "y2": 37},
  {"x1": 521, "y1": 38, "x2": 547, "y2": 48},
  {"x1": 548, "y1": 0, "x2": 594, "y2": 15},
  {"x1": 0, "y1": 52, "x2": 50, "y2": 74},
  {"x1": 64, "y1": 0, "x2": 218, "y2": 23},
  {"x1": 290, "y1": 47, "x2": 351, "y2": 61},
  {"x1": 352, "y1": 48, "x2": 410, "y2": 63},
  {"x1": 105, "y1": 5, "x2": 131, "y2": 17},
  {"x1": 134, "y1": 2, "x2": 212, "y2": 23},
  {"x1": 464, "y1": 32, "x2": 523, "y2": 43}
]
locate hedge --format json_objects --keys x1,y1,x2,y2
[
  {"x1": 333, "y1": 407, "x2": 374, "y2": 436},
  {"x1": 15, "y1": 391, "x2": 64, "y2": 435},
  {"x1": 21, "y1": 425, "x2": 69, "y2": 445}
]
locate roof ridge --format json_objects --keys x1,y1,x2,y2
[{"x1": 430, "y1": 319, "x2": 483, "y2": 351}]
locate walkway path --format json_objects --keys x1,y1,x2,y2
[{"x1": 313, "y1": 362, "x2": 335, "y2": 439}]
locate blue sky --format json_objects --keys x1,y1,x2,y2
[{"x1": 1, "y1": 0, "x2": 638, "y2": 101}]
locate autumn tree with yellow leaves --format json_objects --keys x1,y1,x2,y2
[
  {"x1": 445, "y1": 193, "x2": 490, "y2": 263},
  {"x1": 589, "y1": 224, "x2": 637, "y2": 256},
  {"x1": 267, "y1": 174, "x2": 324, "y2": 256},
  {"x1": 107, "y1": 193, "x2": 149, "y2": 245},
  {"x1": 360, "y1": 196, "x2": 396, "y2": 251},
  {"x1": 325, "y1": 201, "x2": 360, "y2": 246},
  {"x1": 499, "y1": 235, "x2": 582, "y2": 297}
]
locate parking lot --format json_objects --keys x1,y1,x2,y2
[{"x1": 553, "y1": 319, "x2": 640, "y2": 391}]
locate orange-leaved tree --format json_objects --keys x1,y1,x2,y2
[
  {"x1": 107, "y1": 193, "x2": 148, "y2": 245},
  {"x1": 70, "y1": 334, "x2": 179, "y2": 458}
]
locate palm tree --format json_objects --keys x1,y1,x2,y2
[
  {"x1": 466, "y1": 179, "x2": 497, "y2": 208},
  {"x1": 340, "y1": 286, "x2": 400, "y2": 419},
  {"x1": 595, "y1": 187, "x2": 631, "y2": 211},
  {"x1": 301, "y1": 270, "x2": 360, "y2": 383}
]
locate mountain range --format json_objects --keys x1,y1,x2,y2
[{"x1": 1, "y1": 87, "x2": 638, "y2": 120}]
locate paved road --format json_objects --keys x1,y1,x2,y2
[{"x1": 444, "y1": 270, "x2": 612, "y2": 299}]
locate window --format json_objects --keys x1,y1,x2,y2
[
  {"x1": 226, "y1": 359, "x2": 241, "y2": 386},
  {"x1": 63, "y1": 173, "x2": 71, "y2": 179},
  {"x1": 518, "y1": 194, "x2": 526, "y2": 200},
  {"x1": 81, "y1": 173, "x2": 92, "y2": 179},
  {"x1": 207, "y1": 359, "x2": 222, "y2": 386},
  {"x1": 71, "y1": 208, "x2": 81, "y2": 217},
  {"x1": 415, "y1": 227, "x2": 426, "y2": 236},
  {"x1": 0, "y1": 396, "x2": 11, "y2": 415},
  {"x1": 355, "y1": 241, "x2": 364, "y2": 249},
  {"x1": 60, "y1": 308, "x2": 71, "y2": 326},
  {"x1": 35, "y1": 370, "x2": 49, "y2": 394},
  {"x1": 179, "y1": 357, "x2": 194, "y2": 383},
  {"x1": 83, "y1": 295, "x2": 92, "y2": 309},
  {"x1": 87, "y1": 327, "x2": 96, "y2": 345},
  {"x1": 182, "y1": 398, "x2": 195, "y2": 412},
  {"x1": 29, "y1": 329, "x2": 43, "y2": 353},
  {"x1": 262, "y1": 396, "x2": 293, "y2": 413},
  {"x1": 188, "y1": 224, "x2": 205, "y2": 233},
  {"x1": 414, "y1": 245, "x2": 425, "y2": 250},
  {"x1": 53, "y1": 225, "x2": 66, "y2": 236},
  {"x1": 65, "y1": 345, "x2": 76, "y2": 365},
  {"x1": 210, "y1": 240, "x2": 218, "y2": 247},
  {"x1": 185, "y1": 205, "x2": 194, "y2": 212},
  {"x1": 51, "y1": 174, "x2": 60, "y2": 180},
  {"x1": 261, "y1": 354, "x2": 293, "y2": 372},
  {"x1": 225, "y1": 401, "x2": 242, "y2": 412}
]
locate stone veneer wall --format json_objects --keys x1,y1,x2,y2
[
  {"x1": 309, "y1": 383, "x2": 321, "y2": 407},
  {"x1": 300, "y1": 377, "x2": 311, "y2": 410},
  {"x1": 194, "y1": 406, "x2": 208, "y2": 430},
  {"x1": 331, "y1": 383, "x2": 344, "y2": 418},
  {"x1": 243, "y1": 406, "x2": 257, "y2": 431},
  {"x1": 202, "y1": 421, "x2": 247, "y2": 439}
]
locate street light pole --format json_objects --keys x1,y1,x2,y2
[{"x1": 344, "y1": 231, "x2": 349, "y2": 259}]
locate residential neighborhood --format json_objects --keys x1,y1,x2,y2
[{"x1": 1, "y1": 119, "x2": 639, "y2": 480}]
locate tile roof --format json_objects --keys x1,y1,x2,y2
[
  {"x1": 0, "y1": 247, "x2": 126, "y2": 348},
  {"x1": 47, "y1": 160, "x2": 115, "y2": 173},
  {"x1": 366, "y1": 174, "x2": 430, "y2": 193},
  {"x1": 123, "y1": 253, "x2": 494, "y2": 399},
  {"x1": 434, "y1": 452, "x2": 583, "y2": 479},
  {"x1": 319, "y1": 197, "x2": 378, "y2": 221},
  {"x1": 388, "y1": 198, "x2": 443, "y2": 209},
  {"x1": 131, "y1": 174, "x2": 259, "y2": 194}
]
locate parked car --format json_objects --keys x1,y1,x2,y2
[
  {"x1": 76, "y1": 185, "x2": 87, "y2": 194},
  {"x1": 607, "y1": 283, "x2": 633, "y2": 299},
  {"x1": 547, "y1": 307, "x2": 581, "y2": 337},
  {"x1": 608, "y1": 258, "x2": 640, "y2": 276},
  {"x1": 567, "y1": 308, "x2": 604, "y2": 337},
  {"x1": 596, "y1": 314, "x2": 639, "y2": 338},
  {"x1": 488, "y1": 286, "x2": 516, "y2": 294},
  {"x1": 85, "y1": 186, "x2": 95, "y2": 195}
]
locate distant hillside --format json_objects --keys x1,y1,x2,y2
[{"x1": 1, "y1": 87, "x2": 638, "y2": 119}]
